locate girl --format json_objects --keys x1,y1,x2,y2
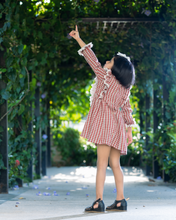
[{"x1": 69, "y1": 25, "x2": 136, "y2": 212}]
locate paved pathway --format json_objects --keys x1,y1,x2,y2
[{"x1": 0, "y1": 166, "x2": 176, "y2": 220}]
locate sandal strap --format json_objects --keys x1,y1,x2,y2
[
  {"x1": 92, "y1": 198, "x2": 101, "y2": 207},
  {"x1": 115, "y1": 199, "x2": 125, "y2": 202},
  {"x1": 107, "y1": 199, "x2": 125, "y2": 209}
]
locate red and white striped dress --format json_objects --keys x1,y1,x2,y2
[{"x1": 78, "y1": 42, "x2": 136, "y2": 155}]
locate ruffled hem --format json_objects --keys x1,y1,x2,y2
[
  {"x1": 80, "y1": 135, "x2": 127, "y2": 155},
  {"x1": 125, "y1": 120, "x2": 137, "y2": 128},
  {"x1": 78, "y1": 42, "x2": 93, "y2": 56}
]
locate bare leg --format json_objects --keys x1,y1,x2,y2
[
  {"x1": 93, "y1": 144, "x2": 111, "y2": 208},
  {"x1": 109, "y1": 147, "x2": 125, "y2": 207}
]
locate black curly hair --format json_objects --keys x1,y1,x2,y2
[{"x1": 111, "y1": 52, "x2": 135, "y2": 89}]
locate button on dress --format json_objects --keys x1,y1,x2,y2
[{"x1": 78, "y1": 42, "x2": 137, "y2": 155}]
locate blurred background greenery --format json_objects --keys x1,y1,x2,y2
[{"x1": 0, "y1": 0, "x2": 176, "y2": 188}]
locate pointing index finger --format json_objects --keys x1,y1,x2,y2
[{"x1": 76, "y1": 25, "x2": 78, "y2": 31}]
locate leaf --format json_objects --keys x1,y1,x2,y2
[
  {"x1": 10, "y1": 108, "x2": 17, "y2": 120},
  {"x1": 36, "y1": 15, "x2": 45, "y2": 20},
  {"x1": 6, "y1": 22, "x2": 11, "y2": 28},
  {"x1": 0, "y1": 68, "x2": 6, "y2": 73},
  {"x1": 21, "y1": 66, "x2": 26, "y2": 76},
  {"x1": 19, "y1": 74, "x2": 23, "y2": 78},
  {"x1": 18, "y1": 104, "x2": 25, "y2": 116},
  {"x1": 31, "y1": 78, "x2": 36, "y2": 88},
  {"x1": 38, "y1": 31, "x2": 43, "y2": 39},
  {"x1": 0, "y1": 3, "x2": 4, "y2": 10},
  {"x1": 18, "y1": 45, "x2": 24, "y2": 54},
  {"x1": 21, "y1": 57, "x2": 27, "y2": 66},
  {"x1": 20, "y1": 77, "x2": 25, "y2": 87},
  {"x1": 34, "y1": 60, "x2": 38, "y2": 66},
  {"x1": 8, "y1": 100, "x2": 19, "y2": 108},
  {"x1": 165, "y1": 111, "x2": 171, "y2": 119},
  {"x1": 16, "y1": 87, "x2": 21, "y2": 94},
  {"x1": 6, "y1": 57, "x2": 13, "y2": 67},
  {"x1": 41, "y1": 57, "x2": 47, "y2": 65},
  {"x1": 154, "y1": 62, "x2": 159, "y2": 70},
  {"x1": 2, "y1": 90, "x2": 10, "y2": 100}
]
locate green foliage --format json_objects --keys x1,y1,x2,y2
[
  {"x1": 120, "y1": 145, "x2": 141, "y2": 167},
  {"x1": 56, "y1": 127, "x2": 82, "y2": 165},
  {"x1": 0, "y1": 0, "x2": 176, "y2": 184},
  {"x1": 80, "y1": 144, "x2": 97, "y2": 166},
  {"x1": 141, "y1": 122, "x2": 176, "y2": 182},
  {"x1": 156, "y1": 122, "x2": 176, "y2": 182},
  {"x1": 54, "y1": 127, "x2": 97, "y2": 166},
  {"x1": 7, "y1": 147, "x2": 35, "y2": 188},
  {"x1": 0, "y1": 153, "x2": 7, "y2": 175}
]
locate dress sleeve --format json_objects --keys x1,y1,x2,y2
[
  {"x1": 121, "y1": 89, "x2": 137, "y2": 128},
  {"x1": 77, "y1": 42, "x2": 106, "y2": 80}
]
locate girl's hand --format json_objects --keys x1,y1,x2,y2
[
  {"x1": 69, "y1": 25, "x2": 80, "y2": 40},
  {"x1": 127, "y1": 131, "x2": 133, "y2": 146}
]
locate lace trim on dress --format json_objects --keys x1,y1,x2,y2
[
  {"x1": 78, "y1": 42, "x2": 93, "y2": 56},
  {"x1": 121, "y1": 90, "x2": 130, "y2": 108},
  {"x1": 121, "y1": 84, "x2": 133, "y2": 108},
  {"x1": 98, "y1": 68, "x2": 112, "y2": 99},
  {"x1": 90, "y1": 77, "x2": 98, "y2": 106},
  {"x1": 89, "y1": 68, "x2": 112, "y2": 106}
]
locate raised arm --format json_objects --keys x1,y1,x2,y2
[
  {"x1": 76, "y1": 37, "x2": 86, "y2": 49},
  {"x1": 69, "y1": 25, "x2": 106, "y2": 80}
]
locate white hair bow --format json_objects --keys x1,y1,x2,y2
[{"x1": 117, "y1": 52, "x2": 131, "y2": 62}]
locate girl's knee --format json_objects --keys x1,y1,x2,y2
[
  {"x1": 97, "y1": 158, "x2": 108, "y2": 169},
  {"x1": 109, "y1": 159, "x2": 121, "y2": 170}
]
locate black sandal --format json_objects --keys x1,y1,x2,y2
[
  {"x1": 85, "y1": 198, "x2": 105, "y2": 212},
  {"x1": 106, "y1": 198, "x2": 127, "y2": 211}
]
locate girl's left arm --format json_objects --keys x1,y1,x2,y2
[
  {"x1": 76, "y1": 38, "x2": 106, "y2": 80},
  {"x1": 121, "y1": 90, "x2": 137, "y2": 129}
]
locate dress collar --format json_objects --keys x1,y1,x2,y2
[
  {"x1": 103, "y1": 67, "x2": 111, "y2": 72},
  {"x1": 103, "y1": 67, "x2": 114, "y2": 78},
  {"x1": 103, "y1": 67, "x2": 120, "y2": 83}
]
